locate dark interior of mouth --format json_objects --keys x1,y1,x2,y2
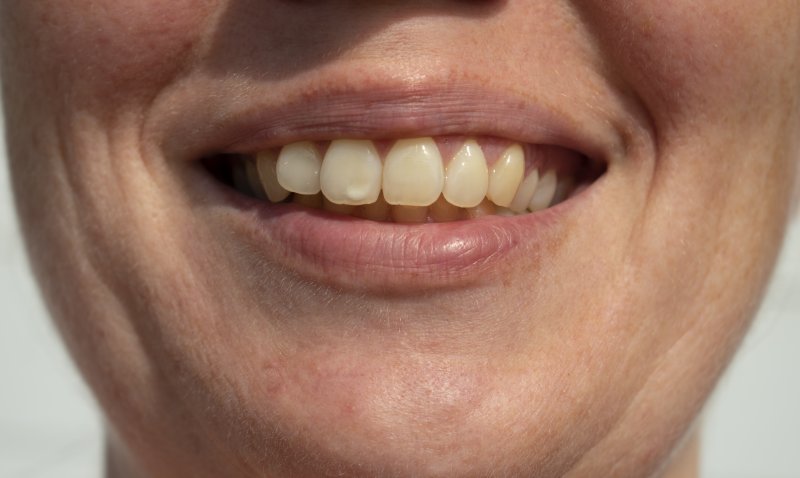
[{"x1": 201, "y1": 148, "x2": 605, "y2": 223}]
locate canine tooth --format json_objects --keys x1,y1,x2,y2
[
  {"x1": 321, "y1": 140, "x2": 382, "y2": 205},
  {"x1": 392, "y1": 205, "x2": 428, "y2": 224},
  {"x1": 358, "y1": 193, "x2": 391, "y2": 221},
  {"x1": 244, "y1": 158, "x2": 268, "y2": 200},
  {"x1": 277, "y1": 141, "x2": 322, "y2": 194},
  {"x1": 443, "y1": 139, "x2": 489, "y2": 208},
  {"x1": 323, "y1": 197, "x2": 356, "y2": 215},
  {"x1": 487, "y1": 144, "x2": 525, "y2": 208},
  {"x1": 383, "y1": 138, "x2": 444, "y2": 206},
  {"x1": 509, "y1": 169, "x2": 539, "y2": 213},
  {"x1": 294, "y1": 193, "x2": 323, "y2": 209},
  {"x1": 466, "y1": 198, "x2": 496, "y2": 219},
  {"x1": 429, "y1": 195, "x2": 465, "y2": 222},
  {"x1": 256, "y1": 151, "x2": 291, "y2": 203},
  {"x1": 528, "y1": 170, "x2": 558, "y2": 211}
]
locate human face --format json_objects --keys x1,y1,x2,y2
[{"x1": 2, "y1": 1, "x2": 798, "y2": 477}]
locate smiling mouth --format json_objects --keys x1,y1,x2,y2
[{"x1": 203, "y1": 135, "x2": 605, "y2": 223}]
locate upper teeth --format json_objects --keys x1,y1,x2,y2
[{"x1": 237, "y1": 137, "x2": 585, "y2": 220}]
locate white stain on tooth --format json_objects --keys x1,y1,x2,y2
[{"x1": 320, "y1": 140, "x2": 382, "y2": 205}]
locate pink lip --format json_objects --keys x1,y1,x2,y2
[{"x1": 166, "y1": 78, "x2": 616, "y2": 291}]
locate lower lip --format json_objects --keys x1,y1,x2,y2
[{"x1": 215, "y1": 180, "x2": 579, "y2": 292}]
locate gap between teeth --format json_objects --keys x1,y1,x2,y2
[{"x1": 234, "y1": 137, "x2": 585, "y2": 222}]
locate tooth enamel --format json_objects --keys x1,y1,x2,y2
[
  {"x1": 528, "y1": 170, "x2": 558, "y2": 212},
  {"x1": 320, "y1": 140, "x2": 382, "y2": 205},
  {"x1": 443, "y1": 139, "x2": 489, "y2": 208},
  {"x1": 256, "y1": 151, "x2": 291, "y2": 203},
  {"x1": 392, "y1": 205, "x2": 429, "y2": 224},
  {"x1": 487, "y1": 144, "x2": 525, "y2": 208},
  {"x1": 509, "y1": 169, "x2": 539, "y2": 213},
  {"x1": 382, "y1": 137, "x2": 444, "y2": 206},
  {"x1": 429, "y1": 195, "x2": 465, "y2": 222},
  {"x1": 277, "y1": 141, "x2": 322, "y2": 194}
]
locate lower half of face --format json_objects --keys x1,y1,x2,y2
[{"x1": 2, "y1": 1, "x2": 799, "y2": 477}]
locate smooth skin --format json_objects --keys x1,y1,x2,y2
[{"x1": 2, "y1": 1, "x2": 799, "y2": 477}]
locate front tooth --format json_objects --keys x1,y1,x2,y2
[
  {"x1": 509, "y1": 169, "x2": 539, "y2": 213},
  {"x1": 320, "y1": 140, "x2": 382, "y2": 205},
  {"x1": 487, "y1": 144, "x2": 525, "y2": 208},
  {"x1": 277, "y1": 141, "x2": 322, "y2": 195},
  {"x1": 382, "y1": 137, "x2": 444, "y2": 206},
  {"x1": 256, "y1": 151, "x2": 291, "y2": 203},
  {"x1": 443, "y1": 139, "x2": 489, "y2": 208},
  {"x1": 528, "y1": 170, "x2": 558, "y2": 211}
]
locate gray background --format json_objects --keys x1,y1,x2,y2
[{"x1": 1, "y1": 110, "x2": 798, "y2": 476}]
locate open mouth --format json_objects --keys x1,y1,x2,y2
[{"x1": 203, "y1": 136, "x2": 605, "y2": 223}]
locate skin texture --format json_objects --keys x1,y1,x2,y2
[{"x1": 2, "y1": 1, "x2": 799, "y2": 477}]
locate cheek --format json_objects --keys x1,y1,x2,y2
[
  {"x1": 8, "y1": 1, "x2": 217, "y2": 102},
  {"x1": 576, "y1": 0, "x2": 799, "y2": 122}
]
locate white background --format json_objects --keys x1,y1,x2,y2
[{"x1": 1, "y1": 110, "x2": 798, "y2": 477}]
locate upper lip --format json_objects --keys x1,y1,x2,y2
[{"x1": 156, "y1": 73, "x2": 625, "y2": 166}]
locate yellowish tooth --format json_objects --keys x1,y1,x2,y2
[
  {"x1": 256, "y1": 151, "x2": 291, "y2": 203},
  {"x1": 443, "y1": 139, "x2": 489, "y2": 208},
  {"x1": 323, "y1": 197, "x2": 356, "y2": 215},
  {"x1": 391, "y1": 205, "x2": 428, "y2": 224},
  {"x1": 529, "y1": 170, "x2": 558, "y2": 211},
  {"x1": 509, "y1": 169, "x2": 539, "y2": 213},
  {"x1": 551, "y1": 176, "x2": 575, "y2": 206},
  {"x1": 358, "y1": 193, "x2": 391, "y2": 221},
  {"x1": 244, "y1": 158, "x2": 268, "y2": 200},
  {"x1": 383, "y1": 137, "x2": 444, "y2": 206},
  {"x1": 466, "y1": 198, "x2": 496, "y2": 219},
  {"x1": 277, "y1": 141, "x2": 322, "y2": 195},
  {"x1": 429, "y1": 195, "x2": 465, "y2": 222},
  {"x1": 487, "y1": 144, "x2": 525, "y2": 208},
  {"x1": 320, "y1": 140, "x2": 382, "y2": 205},
  {"x1": 293, "y1": 193, "x2": 323, "y2": 209}
]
